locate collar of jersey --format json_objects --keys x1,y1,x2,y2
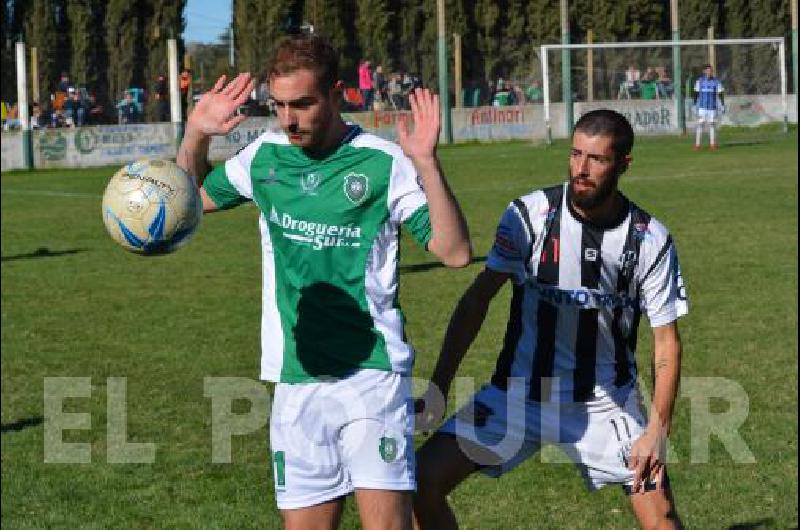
[
  {"x1": 290, "y1": 124, "x2": 363, "y2": 161},
  {"x1": 565, "y1": 183, "x2": 631, "y2": 231}
]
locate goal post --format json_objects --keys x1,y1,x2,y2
[{"x1": 541, "y1": 37, "x2": 789, "y2": 144}]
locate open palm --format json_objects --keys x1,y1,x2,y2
[
  {"x1": 397, "y1": 88, "x2": 441, "y2": 161},
  {"x1": 187, "y1": 73, "x2": 254, "y2": 136}
]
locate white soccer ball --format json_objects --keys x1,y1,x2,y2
[{"x1": 102, "y1": 159, "x2": 202, "y2": 255}]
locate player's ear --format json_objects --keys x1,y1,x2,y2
[{"x1": 619, "y1": 155, "x2": 632, "y2": 172}]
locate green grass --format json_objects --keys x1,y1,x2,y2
[{"x1": 2, "y1": 126, "x2": 797, "y2": 529}]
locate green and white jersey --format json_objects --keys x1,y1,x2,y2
[{"x1": 202, "y1": 125, "x2": 432, "y2": 383}]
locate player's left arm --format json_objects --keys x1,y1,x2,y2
[
  {"x1": 397, "y1": 88, "x2": 471, "y2": 268},
  {"x1": 717, "y1": 81, "x2": 725, "y2": 110},
  {"x1": 628, "y1": 230, "x2": 687, "y2": 493},
  {"x1": 629, "y1": 321, "x2": 682, "y2": 493}
]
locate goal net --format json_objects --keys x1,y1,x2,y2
[{"x1": 539, "y1": 38, "x2": 790, "y2": 142}]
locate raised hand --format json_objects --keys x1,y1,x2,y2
[
  {"x1": 187, "y1": 73, "x2": 255, "y2": 137},
  {"x1": 397, "y1": 88, "x2": 441, "y2": 163}
]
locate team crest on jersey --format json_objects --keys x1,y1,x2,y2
[
  {"x1": 344, "y1": 173, "x2": 369, "y2": 204},
  {"x1": 379, "y1": 436, "x2": 398, "y2": 463},
  {"x1": 301, "y1": 172, "x2": 321, "y2": 195}
]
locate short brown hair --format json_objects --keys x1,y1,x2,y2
[
  {"x1": 573, "y1": 109, "x2": 634, "y2": 160},
  {"x1": 268, "y1": 35, "x2": 339, "y2": 89}
]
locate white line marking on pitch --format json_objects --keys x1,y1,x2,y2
[{"x1": 1, "y1": 189, "x2": 100, "y2": 198}]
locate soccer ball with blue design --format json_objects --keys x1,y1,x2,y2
[{"x1": 102, "y1": 159, "x2": 202, "y2": 255}]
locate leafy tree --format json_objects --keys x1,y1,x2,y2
[
  {"x1": 65, "y1": 0, "x2": 108, "y2": 103},
  {"x1": 234, "y1": 0, "x2": 301, "y2": 80},
  {"x1": 24, "y1": 0, "x2": 67, "y2": 98},
  {"x1": 305, "y1": 0, "x2": 357, "y2": 84},
  {"x1": 142, "y1": 0, "x2": 186, "y2": 120},
  {"x1": 355, "y1": 0, "x2": 392, "y2": 69},
  {"x1": 105, "y1": 0, "x2": 144, "y2": 106}
]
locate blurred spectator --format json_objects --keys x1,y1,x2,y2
[
  {"x1": 57, "y1": 72, "x2": 73, "y2": 93},
  {"x1": 619, "y1": 64, "x2": 641, "y2": 99},
  {"x1": 257, "y1": 76, "x2": 275, "y2": 116},
  {"x1": 154, "y1": 74, "x2": 169, "y2": 122},
  {"x1": 492, "y1": 81, "x2": 513, "y2": 106},
  {"x1": 372, "y1": 64, "x2": 387, "y2": 109},
  {"x1": 387, "y1": 72, "x2": 404, "y2": 110},
  {"x1": 118, "y1": 91, "x2": 139, "y2": 124},
  {"x1": 63, "y1": 88, "x2": 86, "y2": 127},
  {"x1": 31, "y1": 101, "x2": 42, "y2": 129},
  {"x1": 358, "y1": 59, "x2": 373, "y2": 111},
  {"x1": 525, "y1": 80, "x2": 543, "y2": 103},
  {"x1": 512, "y1": 84, "x2": 524, "y2": 105},
  {"x1": 639, "y1": 67, "x2": 660, "y2": 100},
  {"x1": 87, "y1": 93, "x2": 105, "y2": 124},
  {"x1": 50, "y1": 90, "x2": 67, "y2": 121},
  {"x1": 654, "y1": 66, "x2": 672, "y2": 98},
  {"x1": 626, "y1": 64, "x2": 641, "y2": 85},
  {"x1": 49, "y1": 99, "x2": 64, "y2": 128},
  {"x1": 342, "y1": 87, "x2": 364, "y2": 111},
  {"x1": 3, "y1": 102, "x2": 20, "y2": 130},
  {"x1": 180, "y1": 68, "x2": 191, "y2": 116},
  {"x1": 401, "y1": 72, "x2": 413, "y2": 94}
]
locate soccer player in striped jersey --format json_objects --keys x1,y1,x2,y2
[
  {"x1": 177, "y1": 35, "x2": 471, "y2": 529},
  {"x1": 693, "y1": 64, "x2": 725, "y2": 151},
  {"x1": 413, "y1": 110, "x2": 686, "y2": 529}
]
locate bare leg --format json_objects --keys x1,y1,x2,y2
[
  {"x1": 413, "y1": 433, "x2": 488, "y2": 530},
  {"x1": 354, "y1": 489, "x2": 413, "y2": 530},
  {"x1": 281, "y1": 497, "x2": 345, "y2": 530},
  {"x1": 628, "y1": 477, "x2": 683, "y2": 530}
]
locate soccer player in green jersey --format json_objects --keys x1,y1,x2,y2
[{"x1": 177, "y1": 35, "x2": 471, "y2": 529}]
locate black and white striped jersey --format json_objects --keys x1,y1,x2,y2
[{"x1": 487, "y1": 182, "x2": 688, "y2": 403}]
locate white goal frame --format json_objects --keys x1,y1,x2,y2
[{"x1": 541, "y1": 37, "x2": 788, "y2": 142}]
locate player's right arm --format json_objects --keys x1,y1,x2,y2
[
  {"x1": 417, "y1": 201, "x2": 532, "y2": 429},
  {"x1": 430, "y1": 268, "x2": 510, "y2": 396},
  {"x1": 176, "y1": 73, "x2": 254, "y2": 213},
  {"x1": 417, "y1": 268, "x2": 509, "y2": 431}
]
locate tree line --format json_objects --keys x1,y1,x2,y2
[
  {"x1": 1, "y1": 0, "x2": 792, "y2": 113},
  {"x1": 1, "y1": 0, "x2": 185, "y2": 119}
]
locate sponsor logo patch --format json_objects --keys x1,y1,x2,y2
[{"x1": 269, "y1": 207, "x2": 362, "y2": 250}]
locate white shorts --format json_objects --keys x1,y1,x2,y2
[
  {"x1": 697, "y1": 108, "x2": 717, "y2": 124},
  {"x1": 438, "y1": 383, "x2": 650, "y2": 491},
  {"x1": 269, "y1": 369, "x2": 415, "y2": 510}
]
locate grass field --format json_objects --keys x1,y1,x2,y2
[{"x1": 2, "y1": 126, "x2": 797, "y2": 529}]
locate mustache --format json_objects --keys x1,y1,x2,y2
[
  {"x1": 570, "y1": 175, "x2": 595, "y2": 187},
  {"x1": 286, "y1": 125, "x2": 311, "y2": 134}
]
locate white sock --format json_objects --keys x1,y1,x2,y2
[
  {"x1": 695, "y1": 125, "x2": 703, "y2": 146},
  {"x1": 709, "y1": 125, "x2": 716, "y2": 146}
]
